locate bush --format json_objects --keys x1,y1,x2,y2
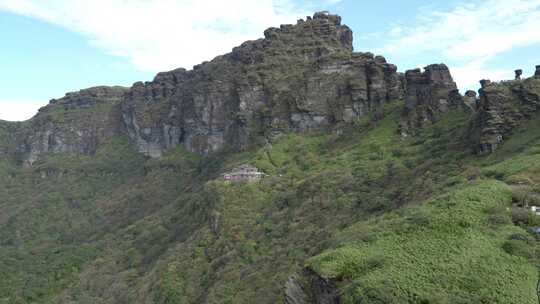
[
  {"x1": 408, "y1": 211, "x2": 431, "y2": 227},
  {"x1": 502, "y1": 240, "x2": 534, "y2": 259},
  {"x1": 390, "y1": 148, "x2": 403, "y2": 158},
  {"x1": 488, "y1": 213, "x2": 511, "y2": 226}
]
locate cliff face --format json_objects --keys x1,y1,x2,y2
[
  {"x1": 3, "y1": 11, "x2": 536, "y2": 162},
  {"x1": 399, "y1": 64, "x2": 463, "y2": 136},
  {"x1": 120, "y1": 12, "x2": 403, "y2": 156},
  {"x1": 6, "y1": 86, "x2": 128, "y2": 164},
  {"x1": 1, "y1": 12, "x2": 405, "y2": 162},
  {"x1": 468, "y1": 75, "x2": 540, "y2": 154}
]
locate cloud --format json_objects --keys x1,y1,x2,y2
[
  {"x1": 451, "y1": 59, "x2": 511, "y2": 91},
  {"x1": 0, "y1": 99, "x2": 43, "y2": 121},
  {"x1": 379, "y1": 0, "x2": 540, "y2": 90},
  {"x1": 0, "y1": 0, "x2": 324, "y2": 73}
]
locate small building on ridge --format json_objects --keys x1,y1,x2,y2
[{"x1": 222, "y1": 164, "x2": 266, "y2": 182}]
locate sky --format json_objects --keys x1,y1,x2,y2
[{"x1": 1, "y1": 0, "x2": 540, "y2": 121}]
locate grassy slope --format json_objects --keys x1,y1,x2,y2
[
  {"x1": 0, "y1": 103, "x2": 540, "y2": 303},
  {"x1": 308, "y1": 181, "x2": 537, "y2": 303},
  {"x1": 307, "y1": 113, "x2": 540, "y2": 303}
]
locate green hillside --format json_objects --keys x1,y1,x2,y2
[{"x1": 1, "y1": 101, "x2": 539, "y2": 303}]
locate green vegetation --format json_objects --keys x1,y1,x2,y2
[
  {"x1": 308, "y1": 181, "x2": 537, "y2": 303},
  {"x1": 1, "y1": 104, "x2": 540, "y2": 303}
]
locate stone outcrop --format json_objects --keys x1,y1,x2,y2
[
  {"x1": 469, "y1": 73, "x2": 540, "y2": 154},
  {"x1": 515, "y1": 69, "x2": 523, "y2": 80},
  {"x1": 514, "y1": 69, "x2": 523, "y2": 80},
  {"x1": 1, "y1": 12, "x2": 405, "y2": 162},
  {"x1": 284, "y1": 270, "x2": 341, "y2": 304},
  {"x1": 9, "y1": 86, "x2": 128, "y2": 164},
  {"x1": 120, "y1": 11, "x2": 403, "y2": 156},
  {"x1": 284, "y1": 276, "x2": 309, "y2": 304},
  {"x1": 399, "y1": 64, "x2": 462, "y2": 136},
  {"x1": 3, "y1": 11, "x2": 537, "y2": 161}
]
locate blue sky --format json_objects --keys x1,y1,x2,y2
[{"x1": 1, "y1": 0, "x2": 540, "y2": 121}]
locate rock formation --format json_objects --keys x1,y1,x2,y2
[
  {"x1": 1, "y1": 12, "x2": 407, "y2": 162},
  {"x1": 5, "y1": 11, "x2": 537, "y2": 161},
  {"x1": 515, "y1": 69, "x2": 523, "y2": 80},
  {"x1": 469, "y1": 69, "x2": 540, "y2": 154},
  {"x1": 4, "y1": 86, "x2": 127, "y2": 164},
  {"x1": 120, "y1": 11, "x2": 403, "y2": 156},
  {"x1": 284, "y1": 270, "x2": 341, "y2": 304},
  {"x1": 399, "y1": 64, "x2": 462, "y2": 136}
]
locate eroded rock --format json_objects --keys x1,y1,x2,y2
[
  {"x1": 120, "y1": 12, "x2": 403, "y2": 156},
  {"x1": 11, "y1": 86, "x2": 128, "y2": 164},
  {"x1": 399, "y1": 64, "x2": 463, "y2": 136},
  {"x1": 515, "y1": 69, "x2": 523, "y2": 80},
  {"x1": 469, "y1": 74, "x2": 540, "y2": 154}
]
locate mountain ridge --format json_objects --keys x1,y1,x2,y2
[{"x1": 3, "y1": 12, "x2": 539, "y2": 165}]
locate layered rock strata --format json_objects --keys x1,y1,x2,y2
[
  {"x1": 469, "y1": 72, "x2": 540, "y2": 154},
  {"x1": 399, "y1": 64, "x2": 462, "y2": 136}
]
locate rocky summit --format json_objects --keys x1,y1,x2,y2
[
  {"x1": 5, "y1": 12, "x2": 406, "y2": 162},
  {"x1": 2, "y1": 11, "x2": 540, "y2": 304},
  {"x1": 121, "y1": 11, "x2": 403, "y2": 157}
]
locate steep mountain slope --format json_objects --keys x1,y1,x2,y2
[{"x1": 1, "y1": 11, "x2": 540, "y2": 304}]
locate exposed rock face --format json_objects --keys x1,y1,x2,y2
[
  {"x1": 285, "y1": 276, "x2": 309, "y2": 304},
  {"x1": 399, "y1": 64, "x2": 462, "y2": 136},
  {"x1": 284, "y1": 270, "x2": 341, "y2": 304},
  {"x1": 13, "y1": 86, "x2": 128, "y2": 164},
  {"x1": 536, "y1": 65, "x2": 540, "y2": 78},
  {"x1": 120, "y1": 12, "x2": 403, "y2": 156},
  {"x1": 0, "y1": 12, "x2": 404, "y2": 162},
  {"x1": 469, "y1": 75, "x2": 540, "y2": 154},
  {"x1": 0, "y1": 12, "x2": 398, "y2": 164}
]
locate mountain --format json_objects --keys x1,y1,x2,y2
[{"x1": 1, "y1": 11, "x2": 540, "y2": 303}]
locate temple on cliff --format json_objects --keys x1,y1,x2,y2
[{"x1": 222, "y1": 165, "x2": 266, "y2": 182}]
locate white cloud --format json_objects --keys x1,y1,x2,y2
[
  {"x1": 0, "y1": 0, "x2": 320, "y2": 73},
  {"x1": 0, "y1": 99, "x2": 43, "y2": 121},
  {"x1": 380, "y1": 0, "x2": 540, "y2": 90},
  {"x1": 451, "y1": 59, "x2": 511, "y2": 91}
]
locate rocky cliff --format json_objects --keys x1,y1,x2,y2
[
  {"x1": 120, "y1": 11, "x2": 403, "y2": 156},
  {"x1": 1, "y1": 12, "x2": 405, "y2": 162},
  {"x1": 3, "y1": 86, "x2": 128, "y2": 164},
  {"x1": 2, "y1": 11, "x2": 537, "y2": 162},
  {"x1": 399, "y1": 64, "x2": 463, "y2": 136},
  {"x1": 469, "y1": 70, "x2": 540, "y2": 154}
]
